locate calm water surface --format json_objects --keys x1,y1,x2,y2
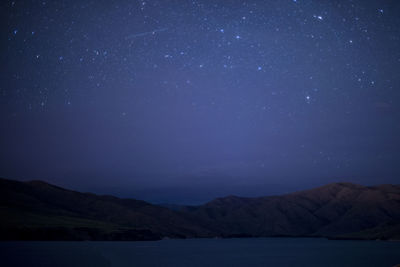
[{"x1": 1, "y1": 238, "x2": 400, "y2": 267}]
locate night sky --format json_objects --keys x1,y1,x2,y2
[{"x1": 1, "y1": 0, "x2": 400, "y2": 204}]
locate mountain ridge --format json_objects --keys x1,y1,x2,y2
[
  {"x1": 183, "y1": 182, "x2": 400, "y2": 239},
  {"x1": 1, "y1": 177, "x2": 399, "y2": 241}
]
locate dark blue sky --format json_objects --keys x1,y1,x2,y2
[{"x1": 1, "y1": 0, "x2": 400, "y2": 204}]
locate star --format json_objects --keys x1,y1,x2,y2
[{"x1": 314, "y1": 15, "x2": 323, "y2": 20}]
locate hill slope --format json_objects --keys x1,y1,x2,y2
[
  {"x1": 0, "y1": 178, "x2": 215, "y2": 240},
  {"x1": 183, "y1": 182, "x2": 400, "y2": 239},
  {"x1": 1, "y1": 178, "x2": 399, "y2": 240}
]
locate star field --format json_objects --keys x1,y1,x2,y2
[{"x1": 1, "y1": 0, "x2": 400, "y2": 203}]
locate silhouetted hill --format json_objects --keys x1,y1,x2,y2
[
  {"x1": 183, "y1": 182, "x2": 400, "y2": 240},
  {"x1": 0, "y1": 178, "x2": 215, "y2": 240},
  {"x1": 1, "y1": 178, "x2": 399, "y2": 240}
]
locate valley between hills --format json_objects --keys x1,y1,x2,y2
[{"x1": 1, "y1": 178, "x2": 399, "y2": 241}]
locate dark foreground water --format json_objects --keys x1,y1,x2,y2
[{"x1": 1, "y1": 238, "x2": 400, "y2": 267}]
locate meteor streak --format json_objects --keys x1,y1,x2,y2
[{"x1": 125, "y1": 28, "x2": 168, "y2": 40}]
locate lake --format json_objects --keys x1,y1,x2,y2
[{"x1": 1, "y1": 238, "x2": 400, "y2": 267}]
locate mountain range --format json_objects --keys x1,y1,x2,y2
[{"x1": 1, "y1": 177, "x2": 399, "y2": 241}]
